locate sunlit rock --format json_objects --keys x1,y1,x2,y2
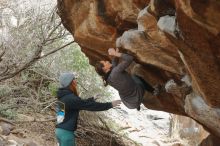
[
  {"x1": 157, "y1": 15, "x2": 178, "y2": 38},
  {"x1": 184, "y1": 93, "x2": 220, "y2": 136}
]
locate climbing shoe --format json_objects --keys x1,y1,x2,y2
[
  {"x1": 153, "y1": 84, "x2": 163, "y2": 96},
  {"x1": 137, "y1": 106, "x2": 141, "y2": 111}
]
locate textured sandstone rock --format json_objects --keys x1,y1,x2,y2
[
  {"x1": 57, "y1": 0, "x2": 220, "y2": 142},
  {"x1": 173, "y1": 0, "x2": 220, "y2": 108},
  {"x1": 170, "y1": 115, "x2": 209, "y2": 145},
  {"x1": 199, "y1": 134, "x2": 220, "y2": 146},
  {"x1": 184, "y1": 93, "x2": 220, "y2": 136},
  {"x1": 0, "y1": 118, "x2": 14, "y2": 136}
]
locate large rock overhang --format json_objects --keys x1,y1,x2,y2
[{"x1": 57, "y1": 0, "x2": 220, "y2": 140}]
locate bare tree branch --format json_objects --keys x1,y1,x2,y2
[
  {"x1": 44, "y1": 33, "x2": 69, "y2": 45},
  {"x1": 0, "y1": 66, "x2": 9, "y2": 76},
  {"x1": 45, "y1": 21, "x2": 62, "y2": 41},
  {"x1": 0, "y1": 4, "x2": 73, "y2": 83},
  {"x1": 0, "y1": 117, "x2": 15, "y2": 126},
  {"x1": 40, "y1": 41, "x2": 74, "y2": 59},
  {"x1": 0, "y1": 45, "x2": 42, "y2": 81},
  {"x1": 0, "y1": 39, "x2": 74, "y2": 82},
  {"x1": 28, "y1": 68, "x2": 56, "y2": 82},
  {"x1": 0, "y1": 46, "x2": 6, "y2": 62},
  {"x1": 15, "y1": 117, "x2": 56, "y2": 123}
]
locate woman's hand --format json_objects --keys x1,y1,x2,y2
[{"x1": 111, "y1": 100, "x2": 121, "y2": 108}]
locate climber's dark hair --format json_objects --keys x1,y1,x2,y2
[{"x1": 95, "y1": 61, "x2": 110, "y2": 86}]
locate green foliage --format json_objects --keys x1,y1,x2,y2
[
  {"x1": 0, "y1": 105, "x2": 17, "y2": 120},
  {"x1": 40, "y1": 42, "x2": 111, "y2": 100},
  {"x1": 0, "y1": 86, "x2": 11, "y2": 97},
  {"x1": 48, "y1": 82, "x2": 58, "y2": 97}
]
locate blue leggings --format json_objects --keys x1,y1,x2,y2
[{"x1": 55, "y1": 128, "x2": 76, "y2": 146}]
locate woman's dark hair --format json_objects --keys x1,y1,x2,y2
[{"x1": 95, "y1": 61, "x2": 110, "y2": 86}]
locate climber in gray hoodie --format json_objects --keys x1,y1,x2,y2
[{"x1": 95, "y1": 48, "x2": 161, "y2": 110}]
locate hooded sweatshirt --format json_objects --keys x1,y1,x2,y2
[
  {"x1": 56, "y1": 88, "x2": 112, "y2": 131},
  {"x1": 107, "y1": 53, "x2": 145, "y2": 109}
]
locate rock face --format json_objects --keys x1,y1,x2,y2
[
  {"x1": 170, "y1": 115, "x2": 209, "y2": 145},
  {"x1": 57, "y1": 0, "x2": 220, "y2": 144}
]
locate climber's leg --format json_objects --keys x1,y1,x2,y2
[{"x1": 132, "y1": 75, "x2": 154, "y2": 93}]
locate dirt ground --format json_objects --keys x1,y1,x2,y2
[{"x1": 0, "y1": 115, "x2": 137, "y2": 146}]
